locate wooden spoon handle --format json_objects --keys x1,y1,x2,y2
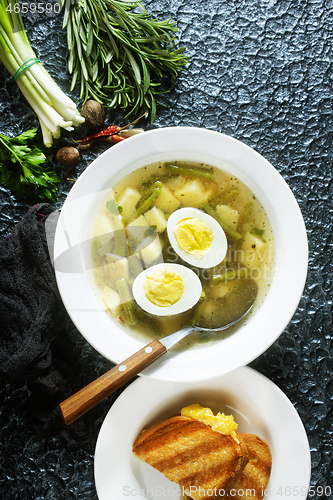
[{"x1": 59, "y1": 339, "x2": 166, "y2": 425}]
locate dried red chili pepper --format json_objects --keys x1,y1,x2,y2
[
  {"x1": 78, "y1": 112, "x2": 147, "y2": 149},
  {"x1": 79, "y1": 125, "x2": 119, "y2": 145}
]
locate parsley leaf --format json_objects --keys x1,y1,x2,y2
[
  {"x1": 251, "y1": 227, "x2": 266, "y2": 243},
  {"x1": 106, "y1": 199, "x2": 123, "y2": 215},
  {"x1": 0, "y1": 127, "x2": 59, "y2": 201},
  {"x1": 144, "y1": 225, "x2": 157, "y2": 238}
]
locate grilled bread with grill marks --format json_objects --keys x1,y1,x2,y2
[
  {"x1": 132, "y1": 415, "x2": 249, "y2": 500},
  {"x1": 223, "y1": 433, "x2": 272, "y2": 500}
]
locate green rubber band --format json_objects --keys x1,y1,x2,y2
[{"x1": 14, "y1": 58, "x2": 40, "y2": 81}]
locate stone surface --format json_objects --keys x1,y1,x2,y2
[{"x1": 1, "y1": 0, "x2": 333, "y2": 498}]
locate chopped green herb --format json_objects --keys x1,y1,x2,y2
[
  {"x1": 106, "y1": 199, "x2": 122, "y2": 215},
  {"x1": 0, "y1": 127, "x2": 59, "y2": 201},
  {"x1": 144, "y1": 225, "x2": 157, "y2": 238},
  {"x1": 251, "y1": 228, "x2": 266, "y2": 243}
]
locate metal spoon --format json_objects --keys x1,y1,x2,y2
[{"x1": 60, "y1": 280, "x2": 257, "y2": 425}]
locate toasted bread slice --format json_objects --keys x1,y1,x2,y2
[
  {"x1": 223, "y1": 433, "x2": 272, "y2": 500},
  {"x1": 133, "y1": 415, "x2": 249, "y2": 500}
]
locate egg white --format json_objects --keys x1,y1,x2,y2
[
  {"x1": 167, "y1": 207, "x2": 228, "y2": 269},
  {"x1": 132, "y1": 263, "x2": 202, "y2": 316}
]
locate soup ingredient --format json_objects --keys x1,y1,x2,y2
[
  {"x1": 0, "y1": 0, "x2": 84, "y2": 147},
  {"x1": 60, "y1": 0, "x2": 187, "y2": 122},
  {"x1": 105, "y1": 200, "x2": 127, "y2": 257},
  {"x1": 211, "y1": 267, "x2": 249, "y2": 284},
  {"x1": 143, "y1": 206, "x2": 167, "y2": 233},
  {"x1": 132, "y1": 263, "x2": 202, "y2": 316},
  {"x1": 56, "y1": 146, "x2": 80, "y2": 167},
  {"x1": 135, "y1": 186, "x2": 162, "y2": 219},
  {"x1": 116, "y1": 278, "x2": 138, "y2": 325},
  {"x1": 0, "y1": 127, "x2": 59, "y2": 200},
  {"x1": 102, "y1": 285, "x2": 121, "y2": 314},
  {"x1": 251, "y1": 227, "x2": 267, "y2": 243},
  {"x1": 238, "y1": 232, "x2": 268, "y2": 271},
  {"x1": 180, "y1": 404, "x2": 238, "y2": 442},
  {"x1": 173, "y1": 178, "x2": 213, "y2": 208},
  {"x1": 91, "y1": 160, "x2": 274, "y2": 339},
  {"x1": 143, "y1": 268, "x2": 184, "y2": 307},
  {"x1": 117, "y1": 187, "x2": 141, "y2": 221},
  {"x1": 215, "y1": 204, "x2": 240, "y2": 229},
  {"x1": 203, "y1": 203, "x2": 242, "y2": 240},
  {"x1": 174, "y1": 217, "x2": 213, "y2": 257},
  {"x1": 167, "y1": 207, "x2": 228, "y2": 269},
  {"x1": 164, "y1": 162, "x2": 215, "y2": 180},
  {"x1": 80, "y1": 100, "x2": 106, "y2": 130}
]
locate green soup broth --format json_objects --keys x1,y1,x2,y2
[{"x1": 90, "y1": 161, "x2": 275, "y2": 349}]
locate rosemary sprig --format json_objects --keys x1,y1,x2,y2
[{"x1": 60, "y1": 0, "x2": 187, "y2": 122}]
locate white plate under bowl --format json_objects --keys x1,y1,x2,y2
[
  {"x1": 94, "y1": 366, "x2": 311, "y2": 500},
  {"x1": 53, "y1": 127, "x2": 308, "y2": 382}
]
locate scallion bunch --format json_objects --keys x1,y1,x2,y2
[{"x1": 0, "y1": 0, "x2": 84, "y2": 147}]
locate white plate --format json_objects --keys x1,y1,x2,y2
[
  {"x1": 54, "y1": 127, "x2": 308, "y2": 382},
  {"x1": 94, "y1": 366, "x2": 311, "y2": 500}
]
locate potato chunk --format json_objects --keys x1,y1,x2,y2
[
  {"x1": 238, "y1": 232, "x2": 267, "y2": 271},
  {"x1": 136, "y1": 234, "x2": 163, "y2": 267},
  {"x1": 116, "y1": 187, "x2": 141, "y2": 221},
  {"x1": 94, "y1": 213, "x2": 114, "y2": 246},
  {"x1": 215, "y1": 204, "x2": 240, "y2": 228},
  {"x1": 105, "y1": 256, "x2": 130, "y2": 283},
  {"x1": 143, "y1": 206, "x2": 167, "y2": 233},
  {"x1": 102, "y1": 285, "x2": 121, "y2": 314},
  {"x1": 127, "y1": 215, "x2": 149, "y2": 244},
  {"x1": 210, "y1": 279, "x2": 239, "y2": 299},
  {"x1": 154, "y1": 185, "x2": 181, "y2": 213},
  {"x1": 173, "y1": 179, "x2": 212, "y2": 208}
]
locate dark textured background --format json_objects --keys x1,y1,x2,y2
[{"x1": 1, "y1": 0, "x2": 332, "y2": 498}]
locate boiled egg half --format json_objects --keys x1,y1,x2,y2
[
  {"x1": 132, "y1": 263, "x2": 202, "y2": 316},
  {"x1": 167, "y1": 207, "x2": 228, "y2": 268}
]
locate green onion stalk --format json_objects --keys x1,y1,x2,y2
[{"x1": 0, "y1": 0, "x2": 84, "y2": 147}]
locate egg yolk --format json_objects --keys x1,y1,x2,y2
[
  {"x1": 174, "y1": 218, "x2": 213, "y2": 257},
  {"x1": 180, "y1": 404, "x2": 239, "y2": 442},
  {"x1": 143, "y1": 269, "x2": 184, "y2": 307}
]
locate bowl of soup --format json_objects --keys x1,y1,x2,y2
[{"x1": 53, "y1": 127, "x2": 308, "y2": 382}]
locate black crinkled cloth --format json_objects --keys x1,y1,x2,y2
[{"x1": 0, "y1": 204, "x2": 92, "y2": 444}]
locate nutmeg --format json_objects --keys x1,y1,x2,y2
[
  {"x1": 56, "y1": 146, "x2": 80, "y2": 167},
  {"x1": 81, "y1": 100, "x2": 106, "y2": 130}
]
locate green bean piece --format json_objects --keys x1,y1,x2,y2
[
  {"x1": 116, "y1": 278, "x2": 139, "y2": 325},
  {"x1": 136, "y1": 181, "x2": 164, "y2": 209},
  {"x1": 105, "y1": 199, "x2": 127, "y2": 257},
  {"x1": 211, "y1": 267, "x2": 249, "y2": 284},
  {"x1": 135, "y1": 188, "x2": 162, "y2": 218},
  {"x1": 222, "y1": 188, "x2": 240, "y2": 202},
  {"x1": 164, "y1": 163, "x2": 215, "y2": 180},
  {"x1": 243, "y1": 202, "x2": 254, "y2": 223},
  {"x1": 113, "y1": 214, "x2": 127, "y2": 258},
  {"x1": 203, "y1": 203, "x2": 243, "y2": 240},
  {"x1": 91, "y1": 240, "x2": 106, "y2": 285},
  {"x1": 128, "y1": 254, "x2": 144, "y2": 279}
]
